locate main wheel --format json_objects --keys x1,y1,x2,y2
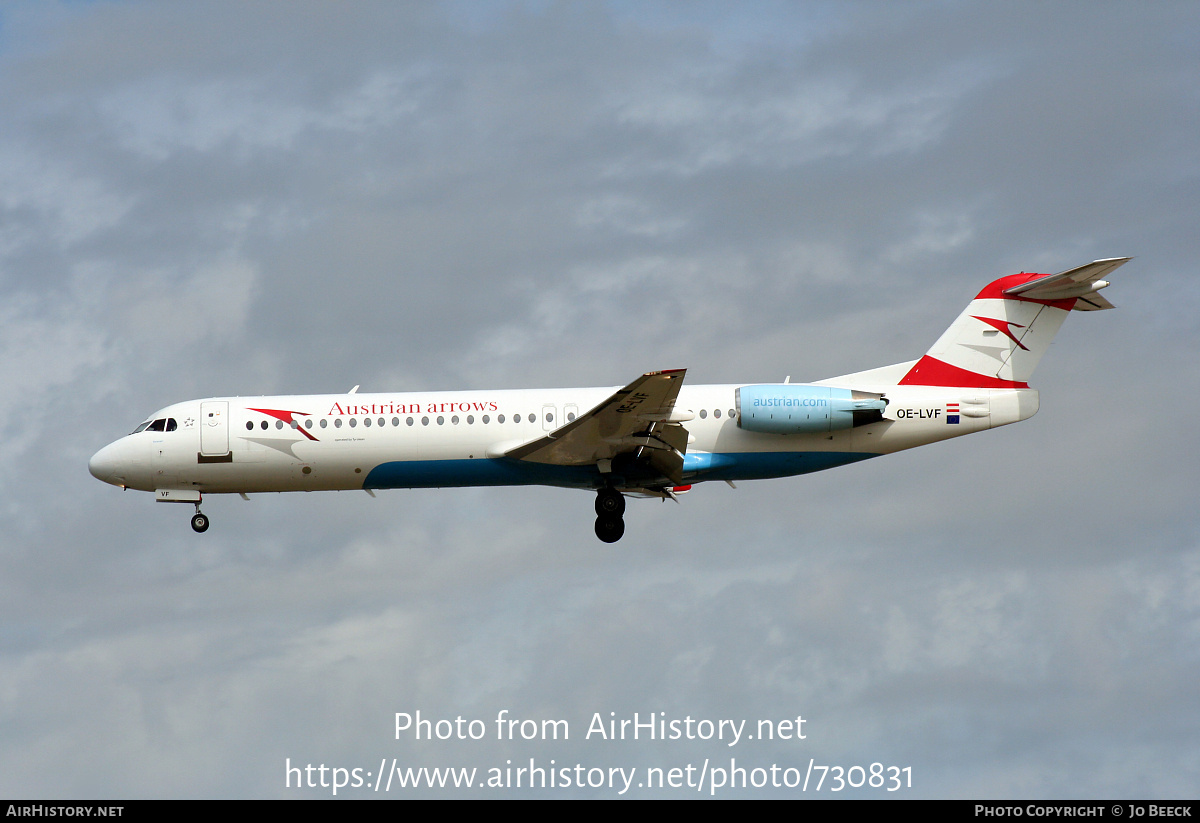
[
  {"x1": 191, "y1": 513, "x2": 210, "y2": 533},
  {"x1": 595, "y1": 488, "x2": 626, "y2": 517},
  {"x1": 594, "y1": 515, "x2": 625, "y2": 543}
]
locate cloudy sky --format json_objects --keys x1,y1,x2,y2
[{"x1": 1, "y1": 0, "x2": 1197, "y2": 798}]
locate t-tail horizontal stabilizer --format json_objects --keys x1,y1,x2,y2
[{"x1": 1002, "y1": 257, "x2": 1129, "y2": 311}]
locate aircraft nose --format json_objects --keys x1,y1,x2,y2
[{"x1": 88, "y1": 443, "x2": 121, "y2": 485}]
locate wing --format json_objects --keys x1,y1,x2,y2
[
  {"x1": 1003, "y1": 257, "x2": 1130, "y2": 311},
  {"x1": 505, "y1": 369, "x2": 691, "y2": 485}
]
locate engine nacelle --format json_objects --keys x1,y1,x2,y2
[{"x1": 735, "y1": 384, "x2": 887, "y2": 434}]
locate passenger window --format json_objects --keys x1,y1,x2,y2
[
  {"x1": 335, "y1": 419, "x2": 343, "y2": 428},
  {"x1": 699, "y1": 409, "x2": 707, "y2": 419},
  {"x1": 451, "y1": 415, "x2": 459, "y2": 425},
  {"x1": 349, "y1": 418, "x2": 357, "y2": 428},
  {"x1": 246, "y1": 421, "x2": 254, "y2": 430},
  {"x1": 498, "y1": 414, "x2": 505, "y2": 424},
  {"x1": 320, "y1": 419, "x2": 328, "y2": 428},
  {"x1": 364, "y1": 417, "x2": 372, "y2": 427},
  {"x1": 261, "y1": 420, "x2": 269, "y2": 430},
  {"x1": 714, "y1": 409, "x2": 721, "y2": 419},
  {"x1": 305, "y1": 419, "x2": 313, "y2": 429},
  {"x1": 483, "y1": 415, "x2": 490, "y2": 424},
  {"x1": 467, "y1": 415, "x2": 474, "y2": 424}
]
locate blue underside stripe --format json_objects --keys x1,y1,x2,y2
[{"x1": 362, "y1": 451, "x2": 878, "y2": 490}]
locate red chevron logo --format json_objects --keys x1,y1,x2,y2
[{"x1": 970, "y1": 315, "x2": 1028, "y2": 351}]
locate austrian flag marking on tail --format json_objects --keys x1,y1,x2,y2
[{"x1": 946, "y1": 403, "x2": 960, "y2": 424}]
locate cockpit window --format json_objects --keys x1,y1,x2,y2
[{"x1": 134, "y1": 417, "x2": 177, "y2": 434}]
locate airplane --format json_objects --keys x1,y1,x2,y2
[{"x1": 88, "y1": 258, "x2": 1128, "y2": 542}]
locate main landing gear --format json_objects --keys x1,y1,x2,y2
[
  {"x1": 594, "y1": 488, "x2": 626, "y2": 543},
  {"x1": 191, "y1": 503, "x2": 210, "y2": 533}
]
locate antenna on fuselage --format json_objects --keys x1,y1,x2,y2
[{"x1": 348, "y1": 385, "x2": 359, "y2": 394}]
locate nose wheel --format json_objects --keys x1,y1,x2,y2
[
  {"x1": 191, "y1": 504, "x2": 210, "y2": 533},
  {"x1": 594, "y1": 488, "x2": 625, "y2": 542}
]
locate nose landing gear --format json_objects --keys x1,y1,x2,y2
[
  {"x1": 191, "y1": 503, "x2": 210, "y2": 533},
  {"x1": 153, "y1": 489, "x2": 210, "y2": 533},
  {"x1": 594, "y1": 488, "x2": 626, "y2": 543}
]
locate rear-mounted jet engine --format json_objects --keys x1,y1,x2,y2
[{"x1": 735, "y1": 385, "x2": 887, "y2": 435}]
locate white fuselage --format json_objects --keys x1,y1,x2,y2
[{"x1": 87, "y1": 381, "x2": 1039, "y2": 496}]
